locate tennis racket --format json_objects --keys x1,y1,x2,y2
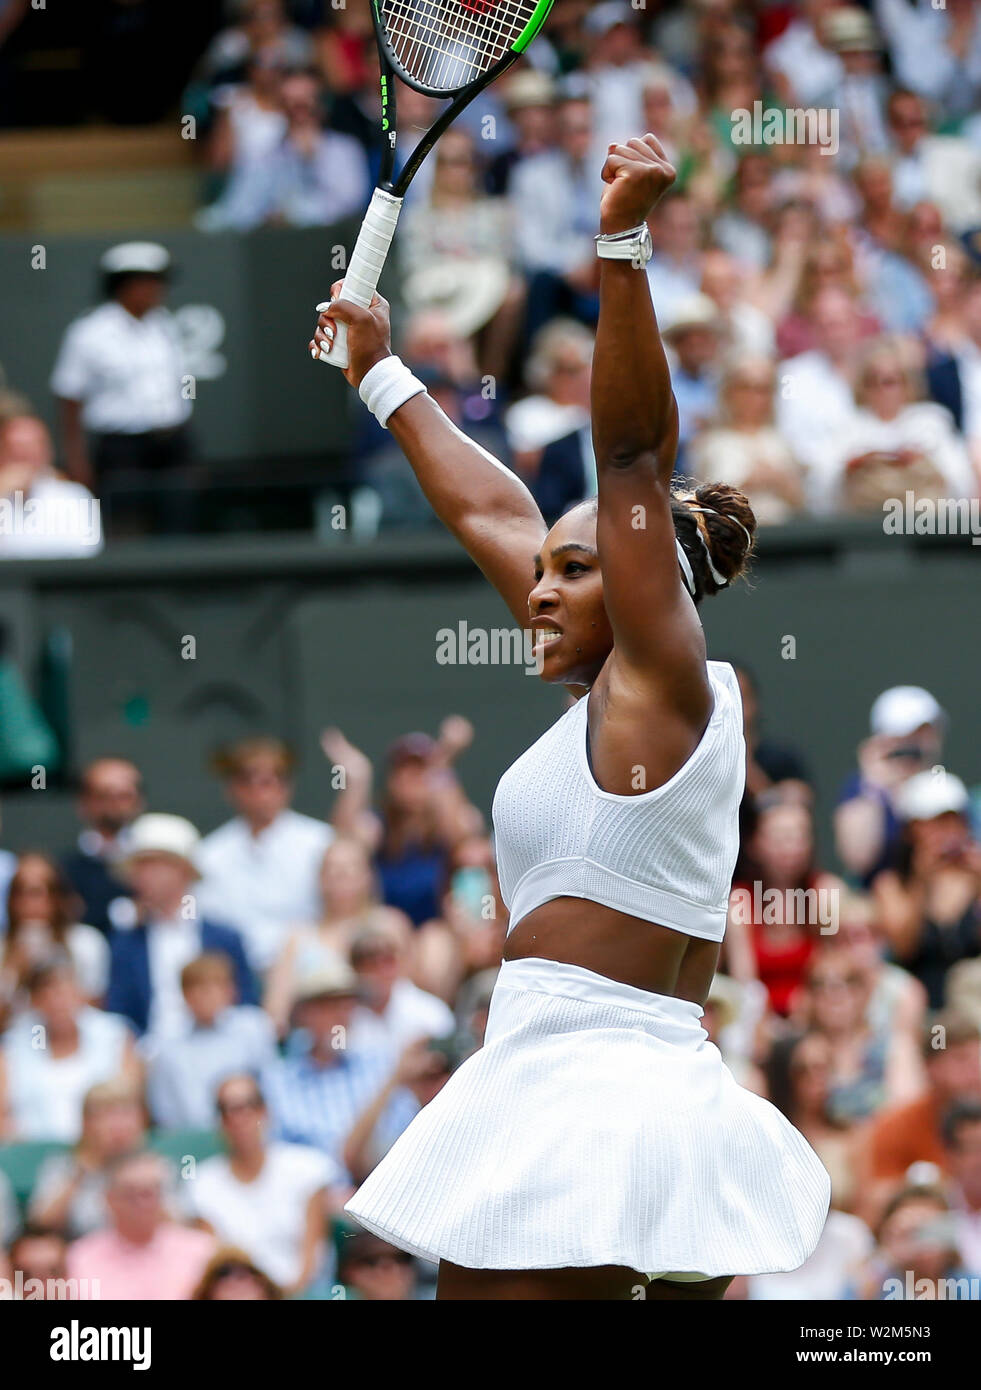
[{"x1": 315, "y1": 0, "x2": 555, "y2": 369}]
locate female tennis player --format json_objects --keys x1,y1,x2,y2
[{"x1": 311, "y1": 133, "x2": 831, "y2": 1301}]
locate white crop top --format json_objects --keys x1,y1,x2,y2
[{"x1": 491, "y1": 660, "x2": 745, "y2": 943}]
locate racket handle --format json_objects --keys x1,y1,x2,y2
[{"x1": 321, "y1": 188, "x2": 404, "y2": 371}]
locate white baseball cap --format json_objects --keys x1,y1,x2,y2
[
  {"x1": 100, "y1": 242, "x2": 171, "y2": 276},
  {"x1": 869, "y1": 685, "x2": 945, "y2": 738},
  {"x1": 121, "y1": 813, "x2": 201, "y2": 878},
  {"x1": 897, "y1": 770, "x2": 969, "y2": 821}
]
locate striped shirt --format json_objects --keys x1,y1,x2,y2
[{"x1": 263, "y1": 1042, "x2": 418, "y2": 1178}]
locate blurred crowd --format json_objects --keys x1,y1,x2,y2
[
  {"x1": 1, "y1": 676, "x2": 981, "y2": 1300},
  {"x1": 3, "y1": 0, "x2": 981, "y2": 541}
]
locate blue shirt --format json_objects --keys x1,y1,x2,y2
[
  {"x1": 145, "y1": 1005, "x2": 279, "y2": 1129},
  {"x1": 263, "y1": 1040, "x2": 418, "y2": 1177}
]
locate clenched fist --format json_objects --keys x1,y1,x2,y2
[{"x1": 599, "y1": 134, "x2": 676, "y2": 237}]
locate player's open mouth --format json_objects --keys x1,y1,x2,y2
[{"x1": 533, "y1": 627, "x2": 562, "y2": 650}]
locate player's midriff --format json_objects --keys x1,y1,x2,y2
[{"x1": 503, "y1": 896, "x2": 722, "y2": 1004}]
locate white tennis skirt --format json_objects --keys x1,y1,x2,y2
[{"x1": 345, "y1": 956, "x2": 831, "y2": 1276}]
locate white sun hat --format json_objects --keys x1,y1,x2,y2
[{"x1": 120, "y1": 813, "x2": 201, "y2": 878}]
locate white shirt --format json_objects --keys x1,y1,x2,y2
[
  {"x1": 775, "y1": 349, "x2": 858, "y2": 507},
  {"x1": 215, "y1": 90, "x2": 288, "y2": 166},
  {"x1": 188, "y1": 1142, "x2": 341, "y2": 1288},
  {"x1": 2, "y1": 1005, "x2": 132, "y2": 1142},
  {"x1": 196, "y1": 809, "x2": 335, "y2": 971},
  {"x1": 0, "y1": 478, "x2": 103, "y2": 559},
  {"x1": 819, "y1": 402, "x2": 975, "y2": 508},
  {"x1": 504, "y1": 397, "x2": 589, "y2": 454},
  {"x1": 764, "y1": 19, "x2": 843, "y2": 106},
  {"x1": 145, "y1": 913, "x2": 201, "y2": 1042},
  {"x1": 891, "y1": 137, "x2": 981, "y2": 233},
  {"x1": 66, "y1": 924, "x2": 110, "y2": 999},
  {"x1": 50, "y1": 301, "x2": 191, "y2": 434},
  {"x1": 348, "y1": 978, "x2": 455, "y2": 1054},
  {"x1": 584, "y1": 61, "x2": 695, "y2": 170}
]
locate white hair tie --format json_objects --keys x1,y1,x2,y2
[
  {"x1": 675, "y1": 539, "x2": 696, "y2": 597},
  {"x1": 687, "y1": 505, "x2": 753, "y2": 550},
  {"x1": 691, "y1": 524, "x2": 729, "y2": 588}
]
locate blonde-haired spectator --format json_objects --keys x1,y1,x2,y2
[
  {"x1": 29, "y1": 1080, "x2": 152, "y2": 1239},
  {"x1": 505, "y1": 318, "x2": 593, "y2": 476},
  {"x1": 821, "y1": 335, "x2": 974, "y2": 513},
  {"x1": 690, "y1": 354, "x2": 806, "y2": 524}
]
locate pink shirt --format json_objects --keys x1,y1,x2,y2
[{"x1": 66, "y1": 1223, "x2": 215, "y2": 1300}]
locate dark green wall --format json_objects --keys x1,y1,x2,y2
[
  {"x1": 0, "y1": 221, "x2": 404, "y2": 467},
  {"x1": 1, "y1": 521, "x2": 978, "y2": 870}
]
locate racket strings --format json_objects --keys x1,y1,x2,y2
[
  {"x1": 384, "y1": 0, "x2": 509, "y2": 83},
  {"x1": 382, "y1": 0, "x2": 537, "y2": 92}
]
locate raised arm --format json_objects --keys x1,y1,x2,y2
[
  {"x1": 590, "y1": 137, "x2": 708, "y2": 709},
  {"x1": 312, "y1": 287, "x2": 546, "y2": 627}
]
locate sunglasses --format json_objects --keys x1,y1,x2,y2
[{"x1": 218, "y1": 1097, "x2": 264, "y2": 1117}]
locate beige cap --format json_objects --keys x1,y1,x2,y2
[
  {"x1": 662, "y1": 293, "x2": 723, "y2": 338},
  {"x1": 504, "y1": 69, "x2": 555, "y2": 111},
  {"x1": 822, "y1": 6, "x2": 881, "y2": 52},
  {"x1": 120, "y1": 813, "x2": 200, "y2": 878},
  {"x1": 293, "y1": 959, "x2": 361, "y2": 1005}
]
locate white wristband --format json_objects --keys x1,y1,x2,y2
[{"x1": 358, "y1": 355, "x2": 427, "y2": 429}]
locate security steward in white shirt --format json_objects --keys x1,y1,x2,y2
[{"x1": 50, "y1": 241, "x2": 194, "y2": 534}]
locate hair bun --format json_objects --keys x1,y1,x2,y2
[{"x1": 691, "y1": 483, "x2": 755, "y2": 585}]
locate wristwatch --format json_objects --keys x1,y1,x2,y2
[{"x1": 595, "y1": 222, "x2": 653, "y2": 268}]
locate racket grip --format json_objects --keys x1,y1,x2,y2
[{"x1": 322, "y1": 188, "x2": 404, "y2": 371}]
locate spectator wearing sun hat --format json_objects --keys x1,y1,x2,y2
[
  {"x1": 104, "y1": 813, "x2": 256, "y2": 1041},
  {"x1": 660, "y1": 294, "x2": 724, "y2": 471},
  {"x1": 262, "y1": 959, "x2": 417, "y2": 1176},
  {"x1": 50, "y1": 242, "x2": 192, "y2": 532},
  {"x1": 834, "y1": 685, "x2": 947, "y2": 885}
]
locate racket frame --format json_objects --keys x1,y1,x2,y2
[
  {"x1": 375, "y1": 0, "x2": 553, "y2": 196},
  {"x1": 318, "y1": 0, "x2": 554, "y2": 369}
]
